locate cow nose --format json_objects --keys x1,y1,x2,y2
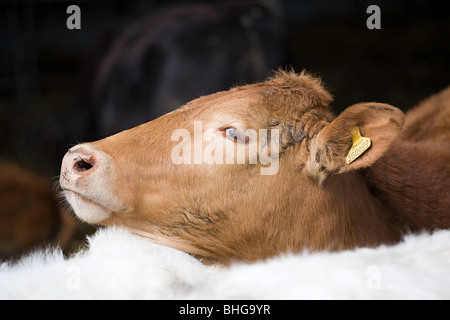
[
  {"x1": 73, "y1": 154, "x2": 96, "y2": 173},
  {"x1": 60, "y1": 146, "x2": 99, "y2": 188}
]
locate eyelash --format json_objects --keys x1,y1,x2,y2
[{"x1": 220, "y1": 126, "x2": 247, "y2": 143}]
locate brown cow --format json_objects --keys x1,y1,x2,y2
[
  {"x1": 60, "y1": 71, "x2": 450, "y2": 265},
  {"x1": 0, "y1": 161, "x2": 77, "y2": 261},
  {"x1": 401, "y1": 86, "x2": 450, "y2": 142}
]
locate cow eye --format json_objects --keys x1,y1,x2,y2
[{"x1": 225, "y1": 127, "x2": 247, "y2": 143}]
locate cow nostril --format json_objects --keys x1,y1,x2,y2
[{"x1": 74, "y1": 158, "x2": 95, "y2": 173}]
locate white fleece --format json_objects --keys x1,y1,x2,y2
[{"x1": 1, "y1": 227, "x2": 449, "y2": 300}]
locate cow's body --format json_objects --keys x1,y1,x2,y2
[
  {"x1": 401, "y1": 86, "x2": 450, "y2": 142},
  {"x1": 363, "y1": 141, "x2": 450, "y2": 234},
  {"x1": 60, "y1": 71, "x2": 450, "y2": 265}
]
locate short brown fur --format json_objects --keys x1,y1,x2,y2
[{"x1": 61, "y1": 71, "x2": 450, "y2": 265}]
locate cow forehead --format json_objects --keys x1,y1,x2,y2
[
  {"x1": 181, "y1": 73, "x2": 333, "y2": 123},
  {"x1": 186, "y1": 88, "x2": 261, "y2": 110},
  {"x1": 169, "y1": 89, "x2": 263, "y2": 126}
]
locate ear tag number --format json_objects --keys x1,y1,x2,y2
[{"x1": 346, "y1": 127, "x2": 371, "y2": 164}]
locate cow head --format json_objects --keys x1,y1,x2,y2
[{"x1": 60, "y1": 71, "x2": 404, "y2": 264}]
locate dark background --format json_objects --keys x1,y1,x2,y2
[{"x1": 1, "y1": 0, "x2": 449, "y2": 177}]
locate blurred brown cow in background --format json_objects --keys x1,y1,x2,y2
[
  {"x1": 0, "y1": 161, "x2": 77, "y2": 261},
  {"x1": 71, "y1": 0, "x2": 287, "y2": 141}
]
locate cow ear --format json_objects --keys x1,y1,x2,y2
[{"x1": 305, "y1": 102, "x2": 405, "y2": 185}]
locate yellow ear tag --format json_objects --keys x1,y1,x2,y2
[{"x1": 346, "y1": 127, "x2": 371, "y2": 164}]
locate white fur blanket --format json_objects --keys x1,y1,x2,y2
[{"x1": 1, "y1": 227, "x2": 449, "y2": 300}]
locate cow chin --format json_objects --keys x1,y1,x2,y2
[{"x1": 64, "y1": 190, "x2": 112, "y2": 224}]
